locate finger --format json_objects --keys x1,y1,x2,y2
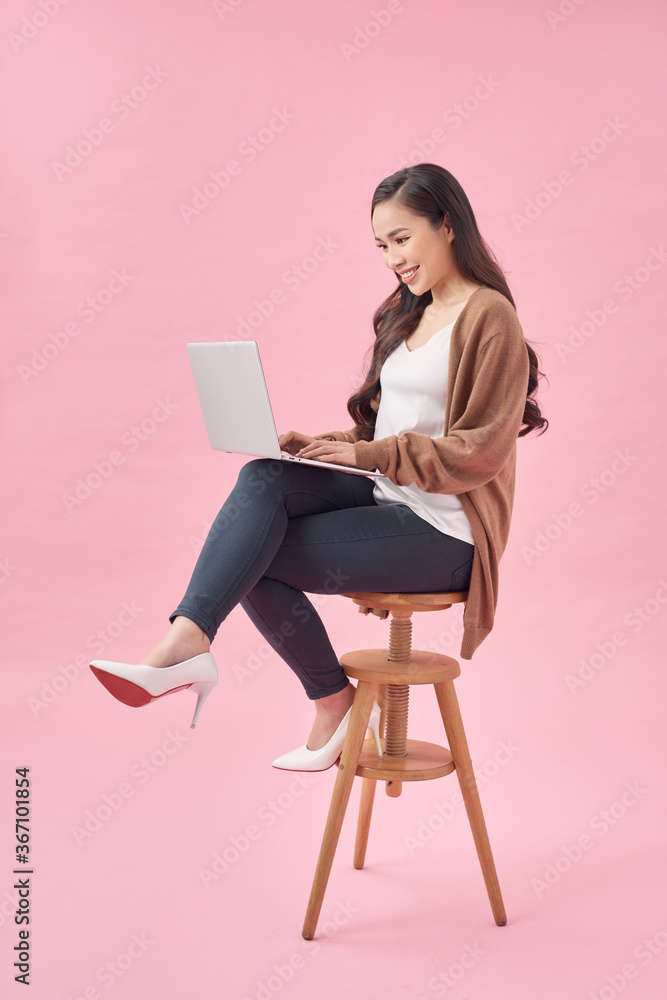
[
  {"x1": 299, "y1": 445, "x2": 328, "y2": 458},
  {"x1": 301, "y1": 439, "x2": 332, "y2": 452}
]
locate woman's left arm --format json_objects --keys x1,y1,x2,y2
[{"x1": 309, "y1": 319, "x2": 530, "y2": 492}]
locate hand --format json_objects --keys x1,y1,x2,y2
[
  {"x1": 296, "y1": 439, "x2": 357, "y2": 467},
  {"x1": 278, "y1": 430, "x2": 316, "y2": 455}
]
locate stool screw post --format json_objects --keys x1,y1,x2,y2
[
  {"x1": 388, "y1": 613, "x2": 412, "y2": 661},
  {"x1": 384, "y1": 612, "x2": 412, "y2": 796}
]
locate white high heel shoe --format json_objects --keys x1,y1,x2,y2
[
  {"x1": 272, "y1": 700, "x2": 383, "y2": 772},
  {"x1": 89, "y1": 652, "x2": 218, "y2": 728}
]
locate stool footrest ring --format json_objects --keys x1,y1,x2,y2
[{"x1": 352, "y1": 737, "x2": 455, "y2": 781}]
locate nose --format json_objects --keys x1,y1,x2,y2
[{"x1": 386, "y1": 250, "x2": 405, "y2": 271}]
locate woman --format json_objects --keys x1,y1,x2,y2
[{"x1": 90, "y1": 163, "x2": 547, "y2": 771}]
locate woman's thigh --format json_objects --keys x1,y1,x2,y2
[{"x1": 261, "y1": 502, "x2": 475, "y2": 595}]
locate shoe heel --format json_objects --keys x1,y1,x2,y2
[
  {"x1": 190, "y1": 681, "x2": 216, "y2": 729},
  {"x1": 368, "y1": 704, "x2": 383, "y2": 757}
]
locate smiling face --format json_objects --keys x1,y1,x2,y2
[{"x1": 372, "y1": 197, "x2": 457, "y2": 296}]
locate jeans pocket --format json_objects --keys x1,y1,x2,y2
[{"x1": 450, "y1": 555, "x2": 474, "y2": 591}]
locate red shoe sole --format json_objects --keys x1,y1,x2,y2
[{"x1": 89, "y1": 666, "x2": 192, "y2": 708}]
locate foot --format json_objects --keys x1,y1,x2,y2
[
  {"x1": 306, "y1": 682, "x2": 356, "y2": 751},
  {"x1": 139, "y1": 616, "x2": 211, "y2": 668}
]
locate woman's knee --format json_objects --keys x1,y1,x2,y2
[
  {"x1": 207, "y1": 459, "x2": 285, "y2": 537},
  {"x1": 236, "y1": 457, "x2": 287, "y2": 494}
]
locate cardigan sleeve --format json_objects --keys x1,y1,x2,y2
[
  {"x1": 312, "y1": 424, "x2": 374, "y2": 444},
  {"x1": 350, "y1": 319, "x2": 530, "y2": 494},
  {"x1": 312, "y1": 396, "x2": 379, "y2": 444}
]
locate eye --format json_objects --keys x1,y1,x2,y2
[{"x1": 375, "y1": 237, "x2": 409, "y2": 250}]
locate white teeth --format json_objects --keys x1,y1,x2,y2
[{"x1": 401, "y1": 267, "x2": 418, "y2": 277}]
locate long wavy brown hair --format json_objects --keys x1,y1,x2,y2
[{"x1": 346, "y1": 163, "x2": 548, "y2": 439}]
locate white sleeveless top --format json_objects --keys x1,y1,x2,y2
[{"x1": 372, "y1": 320, "x2": 475, "y2": 545}]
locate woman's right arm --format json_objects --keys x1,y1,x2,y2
[
  {"x1": 311, "y1": 425, "x2": 375, "y2": 444},
  {"x1": 310, "y1": 392, "x2": 380, "y2": 444},
  {"x1": 278, "y1": 426, "x2": 371, "y2": 453},
  {"x1": 280, "y1": 389, "x2": 379, "y2": 450}
]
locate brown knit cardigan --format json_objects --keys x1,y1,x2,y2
[{"x1": 313, "y1": 285, "x2": 530, "y2": 659}]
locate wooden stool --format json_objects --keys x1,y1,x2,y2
[{"x1": 302, "y1": 590, "x2": 507, "y2": 939}]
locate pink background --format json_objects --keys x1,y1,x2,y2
[{"x1": 2, "y1": 0, "x2": 666, "y2": 997}]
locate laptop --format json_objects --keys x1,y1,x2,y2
[{"x1": 186, "y1": 341, "x2": 383, "y2": 478}]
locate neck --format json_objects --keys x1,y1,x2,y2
[{"x1": 429, "y1": 276, "x2": 482, "y2": 310}]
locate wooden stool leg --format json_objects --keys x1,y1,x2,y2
[
  {"x1": 352, "y1": 682, "x2": 386, "y2": 867},
  {"x1": 433, "y1": 680, "x2": 507, "y2": 927},
  {"x1": 302, "y1": 680, "x2": 377, "y2": 940},
  {"x1": 353, "y1": 777, "x2": 376, "y2": 869},
  {"x1": 353, "y1": 685, "x2": 383, "y2": 869}
]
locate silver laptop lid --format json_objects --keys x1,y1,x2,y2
[{"x1": 186, "y1": 341, "x2": 281, "y2": 458}]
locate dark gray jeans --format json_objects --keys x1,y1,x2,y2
[{"x1": 169, "y1": 458, "x2": 474, "y2": 700}]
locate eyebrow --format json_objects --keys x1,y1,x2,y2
[{"x1": 374, "y1": 227, "x2": 410, "y2": 242}]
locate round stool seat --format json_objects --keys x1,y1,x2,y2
[
  {"x1": 342, "y1": 590, "x2": 468, "y2": 617},
  {"x1": 340, "y1": 648, "x2": 460, "y2": 685}
]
